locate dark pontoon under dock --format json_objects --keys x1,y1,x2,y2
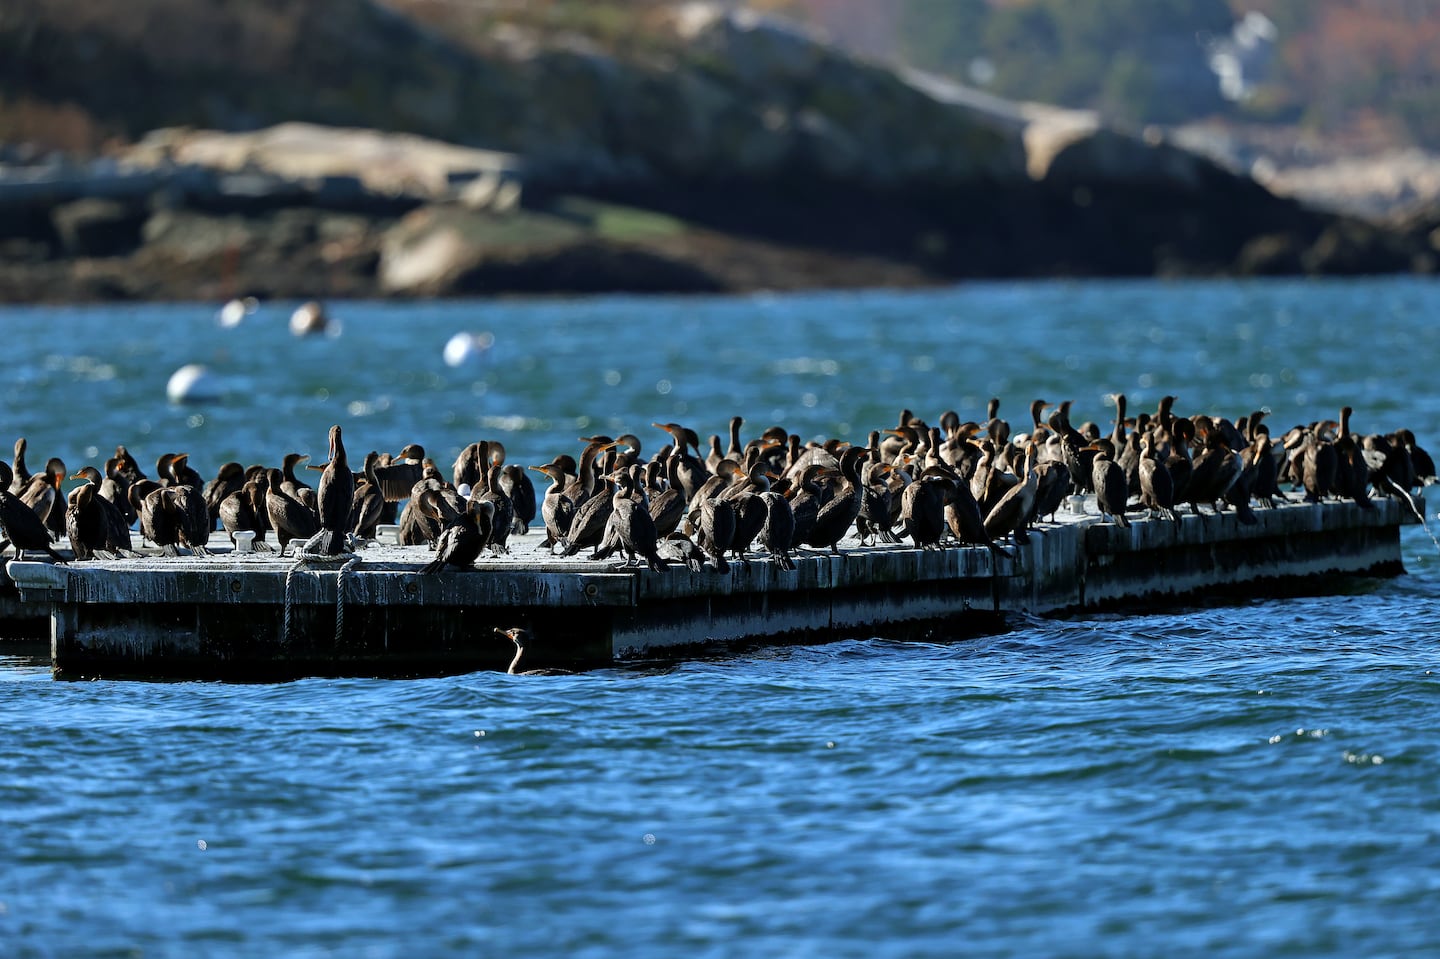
[{"x1": 1, "y1": 496, "x2": 1418, "y2": 680}]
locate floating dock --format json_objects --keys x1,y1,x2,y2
[{"x1": 0, "y1": 495, "x2": 1417, "y2": 680}]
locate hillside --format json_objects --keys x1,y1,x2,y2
[
  {"x1": 775, "y1": 0, "x2": 1440, "y2": 149},
  {"x1": 0, "y1": 0, "x2": 1434, "y2": 302}
]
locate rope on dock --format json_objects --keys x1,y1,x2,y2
[
  {"x1": 334, "y1": 555, "x2": 361, "y2": 646},
  {"x1": 281, "y1": 557, "x2": 302, "y2": 651},
  {"x1": 280, "y1": 539, "x2": 361, "y2": 650}
]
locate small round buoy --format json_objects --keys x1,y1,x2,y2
[
  {"x1": 443, "y1": 331, "x2": 495, "y2": 368},
  {"x1": 217, "y1": 296, "x2": 259, "y2": 329},
  {"x1": 290, "y1": 301, "x2": 330, "y2": 337},
  {"x1": 166, "y1": 364, "x2": 224, "y2": 404}
]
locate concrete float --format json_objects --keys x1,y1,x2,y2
[{"x1": 0, "y1": 495, "x2": 1417, "y2": 681}]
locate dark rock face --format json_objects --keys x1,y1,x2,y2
[
  {"x1": 446, "y1": 243, "x2": 724, "y2": 296},
  {"x1": 51, "y1": 198, "x2": 148, "y2": 257}
]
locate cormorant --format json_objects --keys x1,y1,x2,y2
[
  {"x1": 166, "y1": 456, "x2": 211, "y2": 554},
  {"x1": 984, "y1": 446, "x2": 1039, "y2": 546},
  {"x1": 65, "y1": 483, "x2": 110, "y2": 561},
  {"x1": 101, "y1": 456, "x2": 137, "y2": 527},
  {"x1": 0, "y1": 487, "x2": 66, "y2": 562},
  {"x1": 349, "y1": 451, "x2": 385, "y2": 541},
  {"x1": 312, "y1": 425, "x2": 355, "y2": 554},
  {"x1": 646, "y1": 454, "x2": 686, "y2": 538},
  {"x1": 419, "y1": 502, "x2": 486, "y2": 574},
  {"x1": 1030, "y1": 457, "x2": 1071, "y2": 525},
  {"x1": 725, "y1": 415, "x2": 745, "y2": 462},
  {"x1": 855, "y1": 459, "x2": 898, "y2": 545},
  {"x1": 500, "y1": 464, "x2": 536, "y2": 535},
  {"x1": 1091, "y1": 443, "x2": 1130, "y2": 528},
  {"x1": 451, "y1": 442, "x2": 485, "y2": 490},
  {"x1": 757, "y1": 488, "x2": 797, "y2": 570},
  {"x1": 557, "y1": 468, "x2": 615, "y2": 559},
  {"x1": 472, "y1": 445, "x2": 514, "y2": 555},
  {"x1": 204, "y1": 462, "x2": 246, "y2": 531},
  {"x1": 653, "y1": 423, "x2": 708, "y2": 503},
  {"x1": 9, "y1": 438, "x2": 31, "y2": 495},
  {"x1": 564, "y1": 439, "x2": 617, "y2": 510},
  {"x1": 657, "y1": 531, "x2": 707, "y2": 571},
  {"x1": 1049, "y1": 405, "x2": 1094, "y2": 495},
  {"x1": 281, "y1": 452, "x2": 317, "y2": 514},
  {"x1": 1184, "y1": 418, "x2": 1242, "y2": 516},
  {"x1": 719, "y1": 454, "x2": 770, "y2": 565},
  {"x1": 218, "y1": 472, "x2": 274, "y2": 550},
  {"x1": 266, "y1": 467, "x2": 320, "y2": 555},
  {"x1": 529, "y1": 461, "x2": 575, "y2": 550},
  {"x1": 901, "y1": 467, "x2": 953, "y2": 549},
  {"x1": 786, "y1": 463, "x2": 829, "y2": 547},
  {"x1": 945, "y1": 465, "x2": 1005, "y2": 555},
  {"x1": 68, "y1": 468, "x2": 135, "y2": 557},
  {"x1": 18, "y1": 460, "x2": 62, "y2": 529},
  {"x1": 1332, "y1": 406, "x2": 1373, "y2": 509},
  {"x1": 603, "y1": 469, "x2": 668, "y2": 571},
  {"x1": 804, "y1": 446, "x2": 867, "y2": 556},
  {"x1": 138, "y1": 486, "x2": 192, "y2": 557},
  {"x1": 494, "y1": 627, "x2": 574, "y2": 676},
  {"x1": 1244, "y1": 432, "x2": 1282, "y2": 509},
  {"x1": 1138, "y1": 433, "x2": 1181, "y2": 523},
  {"x1": 689, "y1": 476, "x2": 735, "y2": 572}
]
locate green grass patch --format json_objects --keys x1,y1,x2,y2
[{"x1": 551, "y1": 196, "x2": 690, "y2": 241}]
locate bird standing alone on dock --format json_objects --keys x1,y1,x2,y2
[{"x1": 314, "y1": 425, "x2": 355, "y2": 555}]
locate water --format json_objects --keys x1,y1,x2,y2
[{"x1": 3, "y1": 278, "x2": 1440, "y2": 958}]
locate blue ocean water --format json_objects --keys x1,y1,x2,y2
[{"x1": 3, "y1": 278, "x2": 1440, "y2": 958}]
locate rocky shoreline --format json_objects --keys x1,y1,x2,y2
[
  {"x1": 3, "y1": 6, "x2": 1439, "y2": 304},
  {"x1": 0, "y1": 152, "x2": 940, "y2": 303}
]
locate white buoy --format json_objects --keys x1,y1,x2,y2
[
  {"x1": 166, "y1": 363, "x2": 224, "y2": 404},
  {"x1": 290, "y1": 301, "x2": 331, "y2": 337},
  {"x1": 217, "y1": 296, "x2": 259, "y2": 328},
  {"x1": 443, "y1": 331, "x2": 495, "y2": 368}
]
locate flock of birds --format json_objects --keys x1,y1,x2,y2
[
  {"x1": 0, "y1": 395, "x2": 1433, "y2": 580},
  {"x1": 0, "y1": 394, "x2": 1431, "y2": 676}
]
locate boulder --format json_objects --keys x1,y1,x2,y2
[{"x1": 379, "y1": 205, "x2": 585, "y2": 295}]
